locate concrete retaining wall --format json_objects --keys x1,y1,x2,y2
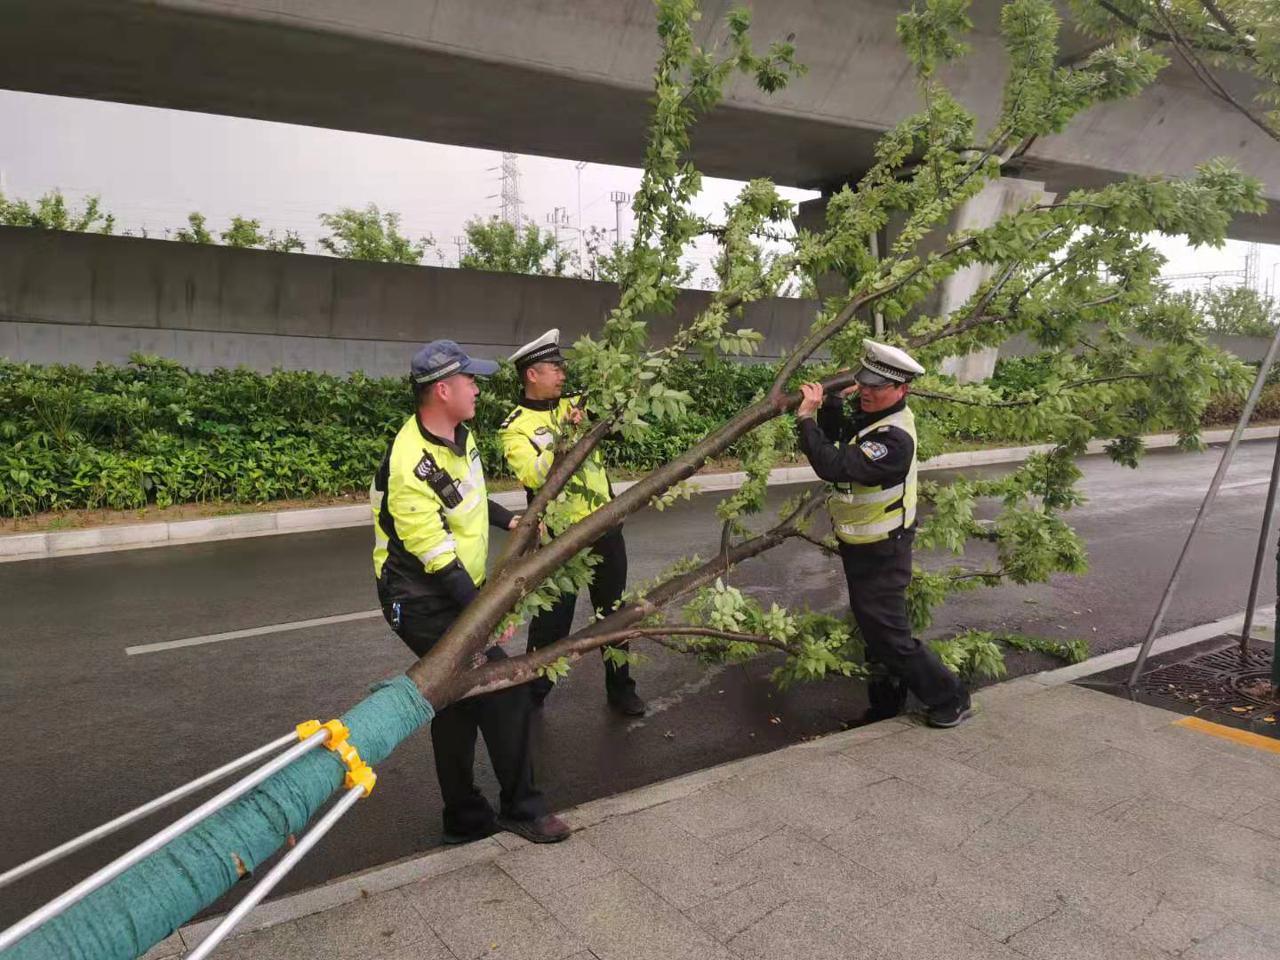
[
  {"x1": 0, "y1": 226, "x2": 819, "y2": 375},
  {"x1": 2, "y1": 227, "x2": 1273, "y2": 375}
]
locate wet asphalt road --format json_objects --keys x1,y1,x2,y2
[{"x1": 0, "y1": 440, "x2": 1275, "y2": 925}]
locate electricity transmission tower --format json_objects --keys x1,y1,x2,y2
[{"x1": 499, "y1": 153, "x2": 523, "y2": 227}]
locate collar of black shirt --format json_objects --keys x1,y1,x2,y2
[
  {"x1": 518, "y1": 395, "x2": 560, "y2": 412},
  {"x1": 849, "y1": 396, "x2": 907, "y2": 431},
  {"x1": 415, "y1": 416, "x2": 469, "y2": 456}
]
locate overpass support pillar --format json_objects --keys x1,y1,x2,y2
[
  {"x1": 795, "y1": 177, "x2": 1052, "y2": 382},
  {"x1": 933, "y1": 177, "x2": 1054, "y2": 382}
]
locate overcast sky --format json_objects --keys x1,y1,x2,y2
[{"x1": 3, "y1": 88, "x2": 1278, "y2": 297}]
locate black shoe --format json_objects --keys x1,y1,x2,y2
[
  {"x1": 607, "y1": 687, "x2": 646, "y2": 717},
  {"x1": 926, "y1": 696, "x2": 974, "y2": 729},
  {"x1": 848, "y1": 705, "x2": 902, "y2": 728},
  {"x1": 441, "y1": 821, "x2": 497, "y2": 845},
  {"x1": 497, "y1": 814, "x2": 571, "y2": 844}
]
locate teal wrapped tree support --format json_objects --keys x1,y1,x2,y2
[{"x1": 3, "y1": 676, "x2": 433, "y2": 960}]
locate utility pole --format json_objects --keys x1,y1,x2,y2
[
  {"x1": 1245, "y1": 243, "x2": 1261, "y2": 291},
  {"x1": 610, "y1": 191, "x2": 631, "y2": 249},
  {"x1": 452, "y1": 235, "x2": 467, "y2": 266},
  {"x1": 574, "y1": 161, "x2": 587, "y2": 268},
  {"x1": 546, "y1": 206, "x2": 569, "y2": 246}
]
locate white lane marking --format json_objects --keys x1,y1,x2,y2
[
  {"x1": 1221, "y1": 478, "x2": 1272, "y2": 491},
  {"x1": 126, "y1": 610, "x2": 382, "y2": 656},
  {"x1": 625, "y1": 664, "x2": 727, "y2": 733}
]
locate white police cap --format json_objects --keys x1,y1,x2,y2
[
  {"x1": 854, "y1": 340, "x2": 925, "y2": 387},
  {"x1": 509, "y1": 328, "x2": 566, "y2": 370}
]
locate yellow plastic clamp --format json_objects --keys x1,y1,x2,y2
[
  {"x1": 295, "y1": 718, "x2": 377, "y2": 798},
  {"x1": 296, "y1": 719, "x2": 350, "y2": 745}
]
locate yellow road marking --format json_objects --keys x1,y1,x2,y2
[{"x1": 1174, "y1": 715, "x2": 1280, "y2": 755}]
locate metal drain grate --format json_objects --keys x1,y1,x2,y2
[{"x1": 1129, "y1": 640, "x2": 1280, "y2": 730}]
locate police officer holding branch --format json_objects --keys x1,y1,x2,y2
[
  {"x1": 499, "y1": 329, "x2": 646, "y2": 717},
  {"x1": 796, "y1": 340, "x2": 973, "y2": 729},
  {"x1": 372, "y1": 340, "x2": 570, "y2": 845}
]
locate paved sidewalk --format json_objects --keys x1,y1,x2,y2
[{"x1": 153, "y1": 624, "x2": 1280, "y2": 960}]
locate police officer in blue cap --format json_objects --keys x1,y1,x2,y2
[
  {"x1": 371, "y1": 340, "x2": 569, "y2": 844},
  {"x1": 795, "y1": 340, "x2": 972, "y2": 729}
]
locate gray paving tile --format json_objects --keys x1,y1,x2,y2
[
  {"x1": 1005, "y1": 907, "x2": 1168, "y2": 960},
  {"x1": 1129, "y1": 849, "x2": 1280, "y2": 939},
  {"x1": 581, "y1": 808, "x2": 753, "y2": 908},
  {"x1": 374, "y1": 935, "x2": 457, "y2": 959},
  {"x1": 648, "y1": 784, "x2": 783, "y2": 845},
  {"x1": 202, "y1": 920, "x2": 313, "y2": 960},
  {"x1": 1170, "y1": 753, "x2": 1278, "y2": 815},
  {"x1": 402, "y1": 862, "x2": 582, "y2": 960},
  {"x1": 978, "y1": 841, "x2": 1229, "y2": 956},
  {"x1": 295, "y1": 889, "x2": 433, "y2": 960},
  {"x1": 1183, "y1": 922, "x2": 1280, "y2": 960},
  {"x1": 728, "y1": 826, "x2": 907, "y2": 917},
  {"x1": 139, "y1": 933, "x2": 184, "y2": 960},
  {"x1": 887, "y1": 714, "x2": 1016, "y2": 765},
  {"x1": 822, "y1": 778, "x2": 1039, "y2": 884},
  {"x1": 1003, "y1": 793, "x2": 1170, "y2": 878},
  {"x1": 726, "y1": 900, "x2": 875, "y2": 960},
  {"x1": 1104, "y1": 795, "x2": 1280, "y2": 880},
  {"x1": 542, "y1": 869, "x2": 735, "y2": 960},
  {"x1": 840, "y1": 736, "x2": 1006, "y2": 800},
  {"x1": 1166, "y1": 722, "x2": 1280, "y2": 768},
  {"x1": 918, "y1": 856, "x2": 1064, "y2": 943},
  {"x1": 824, "y1": 811, "x2": 973, "y2": 886},
  {"x1": 497, "y1": 835, "x2": 617, "y2": 897},
  {"x1": 845, "y1": 891, "x2": 1023, "y2": 960},
  {"x1": 1000, "y1": 746, "x2": 1161, "y2": 813},
  {"x1": 717, "y1": 754, "x2": 888, "y2": 840},
  {"x1": 1236, "y1": 798, "x2": 1280, "y2": 839},
  {"x1": 683, "y1": 877, "x2": 792, "y2": 942},
  {"x1": 1103, "y1": 889, "x2": 1233, "y2": 958},
  {"x1": 962, "y1": 721, "x2": 1111, "y2": 783},
  {"x1": 702, "y1": 816, "x2": 789, "y2": 858}
]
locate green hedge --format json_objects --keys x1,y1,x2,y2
[
  {"x1": 3, "y1": 355, "x2": 1265, "y2": 519},
  {"x1": 0, "y1": 357, "x2": 794, "y2": 517}
]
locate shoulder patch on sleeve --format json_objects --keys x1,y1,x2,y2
[
  {"x1": 859, "y1": 440, "x2": 889, "y2": 461},
  {"x1": 413, "y1": 451, "x2": 437, "y2": 481}
]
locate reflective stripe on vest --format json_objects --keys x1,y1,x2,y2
[{"x1": 827, "y1": 406, "x2": 918, "y2": 546}]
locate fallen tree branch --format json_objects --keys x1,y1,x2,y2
[{"x1": 461, "y1": 626, "x2": 789, "y2": 697}]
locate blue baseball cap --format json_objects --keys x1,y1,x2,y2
[{"x1": 410, "y1": 340, "x2": 500, "y2": 385}]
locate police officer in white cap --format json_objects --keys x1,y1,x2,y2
[
  {"x1": 499, "y1": 329, "x2": 646, "y2": 716},
  {"x1": 795, "y1": 340, "x2": 972, "y2": 728}
]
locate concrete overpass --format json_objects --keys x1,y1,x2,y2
[{"x1": 2, "y1": 0, "x2": 1277, "y2": 241}]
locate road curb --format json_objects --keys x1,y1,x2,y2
[
  {"x1": 160, "y1": 604, "x2": 1275, "y2": 957},
  {"x1": 5, "y1": 425, "x2": 1277, "y2": 564}
]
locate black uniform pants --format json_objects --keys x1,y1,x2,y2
[
  {"x1": 840, "y1": 531, "x2": 965, "y2": 715},
  {"x1": 383, "y1": 598, "x2": 545, "y2": 835},
  {"x1": 526, "y1": 527, "x2": 635, "y2": 698}
]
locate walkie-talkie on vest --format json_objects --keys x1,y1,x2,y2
[{"x1": 414, "y1": 450, "x2": 463, "y2": 508}]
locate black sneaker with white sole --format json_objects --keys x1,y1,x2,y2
[{"x1": 926, "y1": 696, "x2": 974, "y2": 729}]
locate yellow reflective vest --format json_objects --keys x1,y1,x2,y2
[
  {"x1": 499, "y1": 396, "x2": 612, "y2": 527},
  {"x1": 826, "y1": 406, "x2": 919, "y2": 546},
  {"x1": 372, "y1": 415, "x2": 491, "y2": 603}
]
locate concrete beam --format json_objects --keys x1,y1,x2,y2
[{"x1": 0, "y1": 0, "x2": 1276, "y2": 240}]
